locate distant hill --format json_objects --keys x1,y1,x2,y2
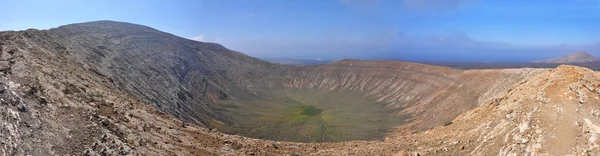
[
  {"x1": 260, "y1": 57, "x2": 333, "y2": 65},
  {"x1": 531, "y1": 51, "x2": 600, "y2": 63}
]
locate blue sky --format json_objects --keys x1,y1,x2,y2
[{"x1": 1, "y1": 0, "x2": 599, "y2": 62}]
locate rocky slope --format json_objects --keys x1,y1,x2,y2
[
  {"x1": 532, "y1": 51, "x2": 600, "y2": 63},
  {"x1": 34, "y1": 21, "x2": 545, "y2": 139},
  {"x1": 261, "y1": 60, "x2": 544, "y2": 132},
  {"x1": 2, "y1": 21, "x2": 600, "y2": 155},
  {"x1": 44, "y1": 21, "x2": 285, "y2": 127}
]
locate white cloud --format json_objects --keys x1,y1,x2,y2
[
  {"x1": 190, "y1": 35, "x2": 225, "y2": 43},
  {"x1": 191, "y1": 35, "x2": 205, "y2": 41}
]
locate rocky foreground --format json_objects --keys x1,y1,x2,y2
[{"x1": 2, "y1": 21, "x2": 600, "y2": 155}]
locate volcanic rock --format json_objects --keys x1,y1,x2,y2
[{"x1": 1, "y1": 21, "x2": 600, "y2": 155}]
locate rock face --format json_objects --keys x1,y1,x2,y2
[
  {"x1": 259, "y1": 60, "x2": 544, "y2": 133},
  {"x1": 36, "y1": 21, "x2": 544, "y2": 140},
  {"x1": 532, "y1": 51, "x2": 600, "y2": 63},
  {"x1": 2, "y1": 21, "x2": 600, "y2": 155},
  {"x1": 45, "y1": 21, "x2": 280, "y2": 127},
  {"x1": 379, "y1": 65, "x2": 600, "y2": 155}
]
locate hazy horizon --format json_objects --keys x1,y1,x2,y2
[{"x1": 2, "y1": 0, "x2": 599, "y2": 62}]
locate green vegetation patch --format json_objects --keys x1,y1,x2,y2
[
  {"x1": 298, "y1": 106, "x2": 322, "y2": 116},
  {"x1": 209, "y1": 88, "x2": 407, "y2": 142}
]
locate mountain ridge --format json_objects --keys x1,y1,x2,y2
[
  {"x1": 2, "y1": 21, "x2": 600, "y2": 155},
  {"x1": 532, "y1": 51, "x2": 600, "y2": 63}
]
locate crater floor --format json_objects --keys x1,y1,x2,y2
[{"x1": 210, "y1": 88, "x2": 406, "y2": 142}]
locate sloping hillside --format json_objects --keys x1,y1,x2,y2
[
  {"x1": 532, "y1": 51, "x2": 600, "y2": 63},
  {"x1": 2, "y1": 21, "x2": 600, "y2": 155}
]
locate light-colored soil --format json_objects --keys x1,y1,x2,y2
[{"x1": 4, "y1": 22, "x2": 600, "y2": 155}]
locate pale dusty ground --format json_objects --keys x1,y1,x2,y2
[{"x1": 4, "y1": 27, "x2": 600, "y2": 155}]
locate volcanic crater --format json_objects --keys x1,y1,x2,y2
[
  {"x1": 3, "y1": 21, "x2": 539, "y2": 143},
  {"x1": 5, "y1": 21, "x2": 600, "y2": 155}
]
